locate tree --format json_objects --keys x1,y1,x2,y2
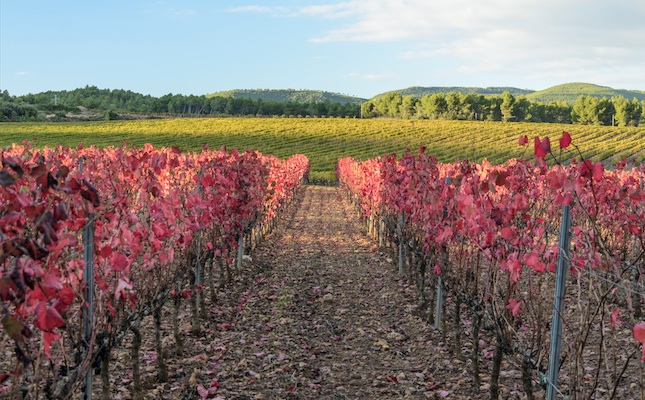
[
  {"x1": 571, "y1": 95, "x2": 600, "y2": 125},
  {"x1": 399, "y1": 96, "x2": 418, "y2": 119},
  {"x1": 597, "y1": 98, "x2": 614, "y2": 126},
  {"x1": 513, "y1": 96, "x2": 530, "y2": 122},
  {"x1": 500, "y1": 91, "x2": 515, "y2": 122},
  {"x1": 613, "y1": 96, "x2": 641, "y2": 126}
]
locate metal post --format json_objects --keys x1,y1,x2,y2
[
  {"x1": 237, "y1": 235, "x2": 244, "y2": 270},
  {"x1": 82, "y1": 217, "x2": 94, "y2": 400},
  {"x1": 546, "y1": 205, "x2": 572, "y2": 400},
  {"x1": 434, "y1": 276, "x2": 443, "y2": 330},
  {"x1": 435, "y1": 177, "x2": 451, "y2": 330},
  {"x1": 79, "y1": 157, "x2": 94, "y2": 400},
  {"x1": 397, "y1": 213, "x2": 404, "y2": 275}
]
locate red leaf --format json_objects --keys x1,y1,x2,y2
[
  {"x1": 559, "y1": 131, "x2": 572, "y2": 149},
  {"x1": 634, "y1": 322, "x2": 645, "y2": 361},
  {"x1": 40, "y1": 273, "x2": 62, "y2": 294},
  {"x1": 610, "y1": 308, "x2": 620, "y2": 330},
  {"x1": 34, "y1": 302, "x2": 65, "y2": 331},
  {"x1": 43, "y1": 331, "x2": 61, "y2": 358},
  {"x1": 100, "y1": 245, "x2": 113, "y2": 258},
  {"x1": 592, "y1": 162, "x2": 604, "y2": 181},
  {"x1": 518, "y1": 135, "x2": 529, "y2": 146},
  {"x1": 110, "y1": 252, "x2": 128, "y2": 272},
  {"x1": 58, "y1": 287, "x2": 75, "y2": 306},
  {"x1": 506, "y1": 298, "x2": 522, "y2": 317},
  {"x1": 500, "y1": 227, "x2": 514, "y2": 241},
  {"x1": 635, "y1": 322, "x2": 645, "y2": 343},
  {"x1": 533, "y1": 137, "x2": 547, "y2": 159},
  {"x1": 541, "y1": 136, "x2": 551, "y2": 152}
]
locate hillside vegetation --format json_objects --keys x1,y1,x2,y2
[
  {"x1": 374, "y1": 82, "x2": 645, "y2": 104},
  {"x1": 1, "y1": 118, "x2": 643, "y2": 183},
  {"x1": 372, "y1": 86, "x2": 533, "y2": 99},
  {"x1": 207, "y1": 89, "x2": 366, "y2": 105},
  {"x1": 526, "y1": 82, "x2": 645, "y2": 104}
]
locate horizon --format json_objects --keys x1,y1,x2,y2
[{"x1": 2, "y1": 1, "x2": 644, "y2": 98}]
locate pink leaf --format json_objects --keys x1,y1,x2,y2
[
  {"x1": 197, "y1": 385, "x2": 209, "y2": 398},
  {"x1": 634, "y1": 322, "x2": 645, "y2": 343},
  {"x1": 114, "y1": 278, "x2": 133, "y2": 300},
  {"x1": 110, "y1": 252, "x2": 128, "y2": 272},
  {"x1": 500, "y1": 227, "x2": 514, "y2": 241},
  {"x1": 634, "y1": 322, "x2": 645, "y2": 361},
  {"x1": 506, "y1": 298, "x2": 522, "y2": 317},
  {"x1": 610, "y1": 308, "x2": 619, "y2": 330}
]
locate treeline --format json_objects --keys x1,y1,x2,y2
[
  {"x1": 0, "y1": 86, "x2": 360, "y2": 121},
  {"x1": 361, "y1": 91, "x2": 645, "y2": 126}
]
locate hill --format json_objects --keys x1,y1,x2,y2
[
  {"x1": 371, "y1": 86, "x2": 534, "y2": 99},
  {"x1": 526, "y1": 82, "x2": 645, "y2": 104},
  {"x1": 207, "y1": 89, "x2": 366, "y2": 105}
]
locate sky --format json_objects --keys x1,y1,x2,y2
[{"x1": 1, "y1": 0, "x2": 644, "y2": 99}]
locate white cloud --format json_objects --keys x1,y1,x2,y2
[
  {"x1": 232, "y1": 0, "x2": 645, "y2": 88},
  {"x1": 14, "y1": 71, "x2": 30, "y2": 76}
]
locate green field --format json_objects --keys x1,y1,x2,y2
[{"x1": 1, "y1": 118, "x2": 644, "y2": 182}]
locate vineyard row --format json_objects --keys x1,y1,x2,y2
[
  {"x1": 336, "y1": 133, "x2": 645, "y2": 399},
  {"x1": 0, "y1": 142, "x2": 309, "y2": 398}
]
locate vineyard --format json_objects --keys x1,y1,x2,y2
[
  {"x1": 1, "y1": 118, "x2": 644, "y2": 183},
  {"x1": 2, "y1": 120, "x2": 645, "y2": 399},
  {"x1": 336, "y1": 134, "x2": 645, "y2": 399},
  {"x1": 0, "y1": 142, "x2": 309, "y2": 398}
]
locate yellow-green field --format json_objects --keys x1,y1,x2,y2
[{"x1": 1, "y1": 118, "x2": 644, "y2": 182}]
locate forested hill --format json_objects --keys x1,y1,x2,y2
[
  {"x1": 374, "y1": 83, "x2": 645, "y2": 104},
  {"x1": 526, "y1": 82, "x2": 645, "y2": 104},
  {"x1": 371, "y1": 86, "x2": 534, "y2": 99},
  {"x1": 207, "y1": 89, "x2": 366, "y2": 105}
]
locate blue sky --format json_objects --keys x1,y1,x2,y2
[{"x1": 2, "y1": 0, "x2": 644, "y2": 99}]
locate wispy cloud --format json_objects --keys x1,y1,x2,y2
[
  {"x1": 14, "y1": 71, "x2": 31, "y2": 76},
  {"x1": 231, "y1": 0, "x2": 645, "y2": 88}
]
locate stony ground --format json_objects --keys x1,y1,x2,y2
[{"x1": 97, "y1": 186, "x2": 534, "y2": 399}]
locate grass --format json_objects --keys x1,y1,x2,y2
[{"x1": 1, "y1": 118, "x2": 644, "y2": 183}]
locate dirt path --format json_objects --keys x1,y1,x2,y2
[
  {"x1": 103, "y1": 186, "x2": 453, "y2": 399},
  {"x1": 207, "y1": 185, "x2": 436, "y2": 399}
]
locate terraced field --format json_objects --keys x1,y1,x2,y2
[{"x1": 1, "y1": 118, "x2": 644, "y2": 182}]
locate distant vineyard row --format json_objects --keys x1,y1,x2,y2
[{"x1": 1, "y1": 118, "x2": 644, "y2": 183}]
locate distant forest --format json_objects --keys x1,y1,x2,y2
[
  {"x1": 361, "y1": 91, "x2": 645, "y2": 126},
  {"x1": 0, "y1": 86, "x2": 361, "y2": 122},
  {"x1": 2, "y1": 85, "x2": 644, "y2": 126}
]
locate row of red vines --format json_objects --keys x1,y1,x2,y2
[
  {"x1": 337, "y1": 134, "x2": 645, "y2": 398},
  {"x1": 0, "y1": 142, "x2": 309, "y2": 397}
]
